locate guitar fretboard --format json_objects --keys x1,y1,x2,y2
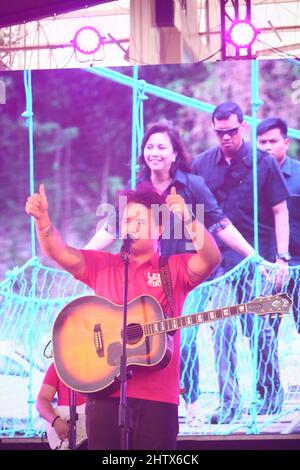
[{"x1": 143, "y1": 303, "x2": 247, "y2": 336}]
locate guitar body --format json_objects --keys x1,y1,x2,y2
[
  {"x1": 53, "y1": 295, "x2": 172, "y2": 394},
  {"x1": 52, "y1": 292, "x2": 291, "y2": 395},
  {"x1": 46, "y1": 404, "x2": 87, "y2": 450}
]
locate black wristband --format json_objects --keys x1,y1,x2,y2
[
  {"x1": 51, "y1": 415, "x2": 60, "y2": 427},
  {"x1": 208, "y1": 218, "x2": 230, "y2": 234}
]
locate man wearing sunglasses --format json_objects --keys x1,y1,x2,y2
[
  {"x1": 192, "y1": 102, "x2": 290, "y2": 424},
  {"x1": 257, "y1": 117, "x2": 300, "y2": 334}
]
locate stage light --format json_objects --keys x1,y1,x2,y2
[
  {"x1": 227, "y1": 20, "x2": 258, "y2": 48},
  {"x1": 72, "y1": 26, "x2": 103, "y2": 55}
]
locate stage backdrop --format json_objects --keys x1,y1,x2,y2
[{"x1": 0, "y1": 59, "x2": 299, "y2": 438}]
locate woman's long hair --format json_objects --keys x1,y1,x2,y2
[{"x1": 138, "y1": 121, "x2": 191, "y2": 180}]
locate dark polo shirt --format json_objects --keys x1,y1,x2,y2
[
  {"x1": 281, "y1": 156, "x2": 300, "y2": 263},
  {"x1": 138, "y1": 169, "x2": 226, "y2": 255},
  {"x1": 192, "y1": 142, "x2": 290, "y2": 268}
]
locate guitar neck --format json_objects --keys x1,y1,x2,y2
[{"x1": 143, "y1": 302, "x2": 248, "y2": 336}]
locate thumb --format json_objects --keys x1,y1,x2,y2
[
  {"x1": 39, "y1": 183, "x2": 47, "y2": 201},
  {"x1": 170, "y1": 186, "x2": 177, "y2": 195}
]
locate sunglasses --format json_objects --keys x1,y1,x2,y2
[{"x1": 214, "y1": 126, "x2": 240, "y2": 138}]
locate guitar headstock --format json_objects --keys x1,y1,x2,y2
[{"x1": 246, "y1": 292, "x2": 292, "y2": 316}]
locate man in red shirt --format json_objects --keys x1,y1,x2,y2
[{"x1": 26, "y1": 184, "x2": 221, "y2": 450}]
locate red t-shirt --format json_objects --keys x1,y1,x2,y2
[
  {"x1": 74, "y1": 250, "x2": 199, "y2": 405},
  {"x1": 43, "y1": 363, "x2": 86, "y2": 406}
]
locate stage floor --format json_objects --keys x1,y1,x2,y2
[
  {"x1": 1, "y1": 386, "x2": 300, "y2": 451},
  {"x1": 0, "y1": 434, "x2": 300, "y2": 451}
]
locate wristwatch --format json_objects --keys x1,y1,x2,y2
[{"x1": 276, "y1": 252, "x2": 291, "y2": 262}]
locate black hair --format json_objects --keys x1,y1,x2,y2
[
  {"x1": 118, "y1": 182, "x2": 166, "y2": 208},
  {"x1": 212, "y1": 101, "x2": 244, "y2": 124},
  {"x1": 257, "y1": 117, "x2": 288, "y2": 138},
  {"x1": 117, "y1": 182, "x2": 166, "y2": 227}
]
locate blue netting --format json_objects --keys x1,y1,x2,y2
[
  {"x1": 0, "y1": 257, "x2": 92, "y2": 436},
  {"x1": 0, "y1": 64, "x2": 299, "y2": 438},
  {"x1": 180, "y1": 258, "x2": 300, "y2": 433},
  {"x1": 0, "y1": 257, "x2": 298, "y2": 436}
]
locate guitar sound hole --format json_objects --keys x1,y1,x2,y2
[{"x1": 126, "y1": 323, "x2": 143, "y2": 345}]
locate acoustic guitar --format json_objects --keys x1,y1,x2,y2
[{"x1": 52, "y1": 293, "x2": 291, "y2": 395}]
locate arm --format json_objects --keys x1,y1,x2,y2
[
  {"x1": 36, "y1": 383, "x2": 69, "y2": 440},
  {"x1": 185, "y1": 219, "x2": 222, "y2": 282},
  {"x1": 25, "y1": 184, "x2": 85, "y2": 277},
  {"x1": 187, "y1": 172, "x2": 255, "y2": 258},
  {"x1": 216, "y1": 222, "x2": 255, "y2": 257},
  {"x1": 166, "y1": 187, "x2": 221, "y2": 283},
  {"x1": 273, "y1": 200, "x2": 290, "y2": 279},
  {"x1": 273, "y1": 200, "x2": 289, "y2": 256}
]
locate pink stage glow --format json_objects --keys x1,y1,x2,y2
[
  {"x1": 72, "y1": 26, "x2": 103, "y2": 55},
  {"x1": 228, "y1": 20, "x2": 258, "y2": 48}
]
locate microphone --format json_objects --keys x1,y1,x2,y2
[{"x1": 121, "y1": 234, "x2": 134, "y2": 254}]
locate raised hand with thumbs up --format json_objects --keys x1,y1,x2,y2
[
  {"x1": 25, "y1": 183, "x2": 50, "y2": 228},
  {"x1": 25, "y1": 184, "x2": 85, "y2": 276},
  {"x1": 166, "y1": 186, "x2": 192, "y2": 223}
]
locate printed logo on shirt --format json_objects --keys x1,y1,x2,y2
[{"x1": 147, "y1": 272, "x2": 162, "y2": 287}]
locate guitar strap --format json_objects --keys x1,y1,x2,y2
[{"x1": 159, "y1": 255, "x2": 175, "y2": 317}]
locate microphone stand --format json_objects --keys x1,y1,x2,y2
[
  {"x1": 118, "y1": 237, "x2": 133, "y2": 450},
  {"x1": 69, "y1": 389, "x2": 77, "y2": 450}
]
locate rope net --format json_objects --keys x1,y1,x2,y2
[
  {"x1": 180, "y1": 258, "x2": 300, "y2": 433},
  {"x1": 1, "y1": 65, "x2": 299, "y2": 438},
  {"x1": 0, "y1": 257, "x2": 92, "y2": 436},
  {"x1": 0, "y1": 256, "x2": 299, "y2": 436}
]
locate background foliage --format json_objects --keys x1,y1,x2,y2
[{"x1": 0, "y1": 59, "x2": 299, "y2": 278}]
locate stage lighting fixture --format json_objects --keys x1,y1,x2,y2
[
  {"x1": 228, "y1": 20, "x2": 258, "y2": 48},
  {"x1": 72, "y1": 26, "x2": 103, "y2": 55}
]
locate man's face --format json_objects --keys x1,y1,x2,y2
[
  {"x1": 257, "y1": 128, "x2": 289, "y2": 165},
  {"x1": 212, "y1": 113, "x2": 246, "y2": 155},
  {"x1": 121, "y1": 202, "x2": 161, "y2": 251}
]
